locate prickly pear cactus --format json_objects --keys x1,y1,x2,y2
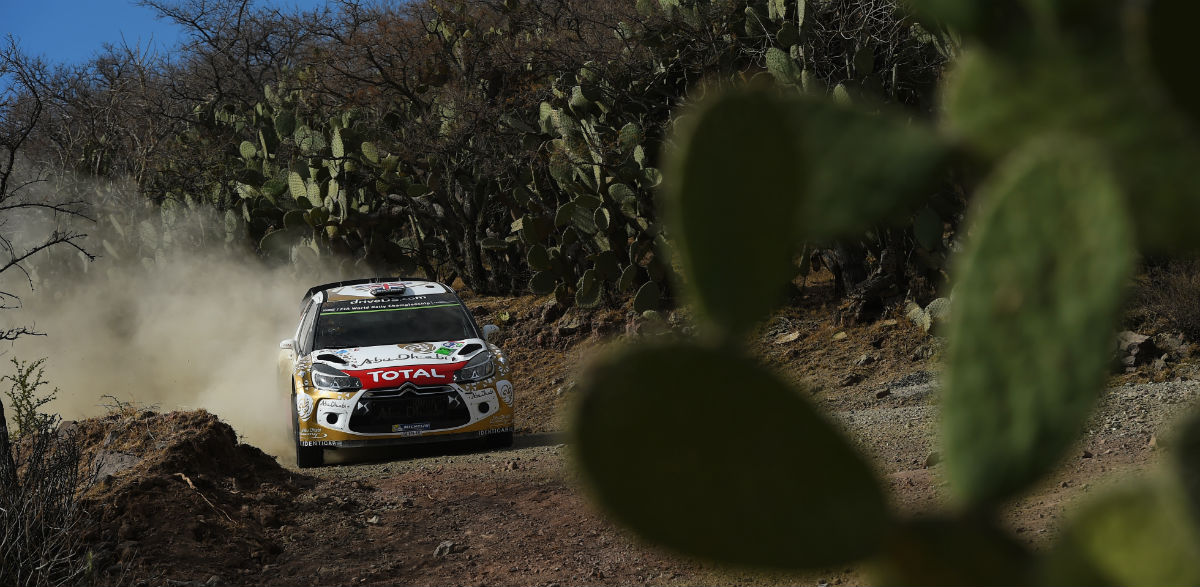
[{"x1": 570, "y1": 0, "x2": 1200, "y2": 583}]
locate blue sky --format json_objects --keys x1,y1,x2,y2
[{"x1": 1, "y1": 0, "x2": 330, "y2": 65}]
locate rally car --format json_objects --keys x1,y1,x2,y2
[{"x1": 279, "y1": 278, "x2": 514, "y2": 467}]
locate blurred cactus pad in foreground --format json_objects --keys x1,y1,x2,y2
[{"x1": 571, "y1": 0, "x2": 1200, "y2": 584}]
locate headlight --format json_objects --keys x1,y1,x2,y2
[
  {"x1": 455, "y1": 351, "x2": 495, "y2": 383},
  {"x1": 311, "y1": 362, "x2": 362, "y2": 391}
]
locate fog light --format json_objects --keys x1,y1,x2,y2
[
  {"x1": 479, "y1": 402, "x2": 490, "y2": 414},
  {"x1": 326, "y1": 413, "x2": 338, "y2": 425}
]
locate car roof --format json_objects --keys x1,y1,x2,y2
[{"x1": 300, "y1": 278, "x2": 454, "y2": 312}]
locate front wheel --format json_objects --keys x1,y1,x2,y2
[
  {"x1": 295, "y1": 442, "x2": 324, "y2": 468},
  {"x1": 291, "y1": 393, "x2": 324, "y2": 468}
]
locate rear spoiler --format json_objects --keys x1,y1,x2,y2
[{"x1": 299, "y1": 277, "x2": 427, "y2": 312}]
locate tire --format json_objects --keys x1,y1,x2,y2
[
  {"x1": 295, "y1": 443, "x2": 324, "y2": 468},
  {"x1": 485, "y1": 430, "x2": 514, "y2": 449},
  {"x1": 291, "y1": 393, "x2": 324, "y2": 468}
]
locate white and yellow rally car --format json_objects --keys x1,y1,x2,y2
[{"x1": 279, "y1": 278, "x2": 514, "y2": 467}]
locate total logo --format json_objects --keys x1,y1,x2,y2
[{"x1": 366, "y1": 368, "x2": 444, "y2": 383}]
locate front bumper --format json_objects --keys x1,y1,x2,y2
[{"x1": 294, "y1": 376, "x2": 515, "y2": 448}]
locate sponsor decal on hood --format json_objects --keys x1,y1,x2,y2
[
  {"x1": 343, "y1": 363, "x2": 463, "y2": 388},
  {"x1": 308, "y1": 340, "x2": 484, "y2": 387}
]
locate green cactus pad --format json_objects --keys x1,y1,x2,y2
[
  {"x1": 574, "y1": 194, "x2": 601, "y2": 210},
  {"x1": 873, "y1": 517, "x2": 1034, "y2": 585},
  {"x1": 262, "y1": 179, "x2": 288, "y2": 198},
  {"x1": 274, "y1": 110, "x2": 296, "y2": 139},
  {"x1": 594, "y1": 208, "x2": 611, "y2": 231},
  {"x1": 361, "y1": 141, "x2": 380, "y2": 164},
  {"x1": 616, "y1": 264, "x2": 638, "y2": 292},
  {"x1": 239, "y1": 140, "x2": 258, "y2": 160},
  {"x1": 618, "y1": 123, "x2": 642, "y2": 153},
  {"x1": 1045, "y1": 480, "x2": 1200, "y2": 586},
  {"x1": 554, "y1": 283, "x2": 571, "y2": 307},
  {"x1": 576, "y1": 269, "x2": 602, "y2": 308},
  {"x1": 331, "y1": 127, "x2": 345, "y2": 159},
  {"x1": 942, "y1": 48, "x2": 1200, "y2": 250},
  {"x1": 632, "y1": 282, "x2": 659, "y2": 313},
  {"x1": 571, "y1": 204, "x2": 598, "y2": 235},
  {"x1": 664, "y1": 88, "x2": 803, "y2": 335},
  {"x1": 766, "y1": 47, "x2": 800, "y2": 86},
  {"x1": 1174, "y1": 411, "x2": 1200, "y2": 530},
  {"x1": 528, "y1": 271, "x2": 557, "y2": 295},
  {"x1": 767, "y1": 0, "x2": 786, "y2": 21},
  {"x1": 572, "y1": 343, "x2": 890, "y2": 569},
  {"x1": 527, "y1": 245, "x2": 551, "y2": 271},
  {"x1": 608, "y1": 183, "x2": 635, "y2": 203},
  {"x1": 259, "y1": 229, "x2": 301, "y2": 261},
  {"x1": 942, "y1": 137, "x2": 1134, "y2": 507}
]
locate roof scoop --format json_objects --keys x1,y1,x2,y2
[{"x1": 369, "y1": 283, "x2": 407, "y2": 297}]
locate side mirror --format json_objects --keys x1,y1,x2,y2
[
  {"x1": 279, "y1": 339, "x2": 296, "y2": 351},
  {"x1": 481, "y1": 324, "x2": 499, "y2": 341}
]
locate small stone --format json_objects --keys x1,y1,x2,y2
[
  {"x1": 434, "y1": 540, "x2": 457, "y2": 557},
  {"x1": 874, "y1": 389, "x2": 891, "y2": 399},
  {"x1": 880, "y1": 319, "x2": 898, "y2": 327},
  {"x1": 854, "y1": 353, "x2": 876, "y2": 366},
  {"x1": 1081, "y1": 450, "x2": 1093, "y2": 459},
  {"x1": 839, "y1": 373, "x2": 863, "y2": 387},
  {"x1": 924, "y1": 451, "x2": 941, "y2": 468},
  {"x1": 775, "y1": 331, "x2": 800, "y2": 345},
  {"x1": 832, "y1": 331, "x2": 849, "y2": 341},
  {"x1": 1149, "y1": 435, "x2": 1159, "y2": 449},
  {"x1": 366, "y1": 515, "x2": 380, "y2": 525}
]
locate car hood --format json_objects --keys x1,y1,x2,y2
[{"x1": 307, "y1": 339, "x2": 487, "y2": 388}]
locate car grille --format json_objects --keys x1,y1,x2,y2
[{"x1": 348, "y1": 385, "x2": 470, "y2": 433}]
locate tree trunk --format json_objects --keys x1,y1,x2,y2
[
  {"x1": 461, "y1": 224, "x2": 491, "y2": 294},
  {"x1": 818, "y1": 241, "x2": 868, "y2": 297},
  {"x1": 0, "y1": 400, "x2": 17, "y2": 490},
  {"x1": 841, "y1": 230, "x2": 907, "y2": 325}
]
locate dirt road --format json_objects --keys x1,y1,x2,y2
[
  {"x1": 77, "y1": 288, "x2": 1200, "y2": 586},
  {"x1": 243, "y1": 374, "x2": 1196, "y2": 587}
]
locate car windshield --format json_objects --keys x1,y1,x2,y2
[{"x1": 312, "y1": 302, "x2": 476, "y2": 349}]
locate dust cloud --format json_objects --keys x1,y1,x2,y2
[{"x1": 0, "y1": 189, "x2": 353, "y2": 460}]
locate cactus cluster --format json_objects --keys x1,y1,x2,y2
[
  {"x1": 572, "y1": 0, "x2": 1200, "y2": 583},
  {"x1": 513, "y1": 62, "x2": 673, "y2": 312}
]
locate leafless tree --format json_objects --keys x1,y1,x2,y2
[{"x1": 0, "y1": 37, "x2": 95, "y2": 342}]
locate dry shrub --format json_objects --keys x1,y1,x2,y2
[
  {"x1": 1140, "y1": 257, "x2": 1200, "y2": 341},
  {"x1": 0, "y1": 359, "x2": 95, "y2": 587}
]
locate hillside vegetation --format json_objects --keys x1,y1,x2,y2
[{"x1": 4, "y1": 0, "x2": 953, "y2": 317}]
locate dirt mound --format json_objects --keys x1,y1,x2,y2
[{"x1": 71, "y1": 410, "x2": 308, "y2": 585}]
